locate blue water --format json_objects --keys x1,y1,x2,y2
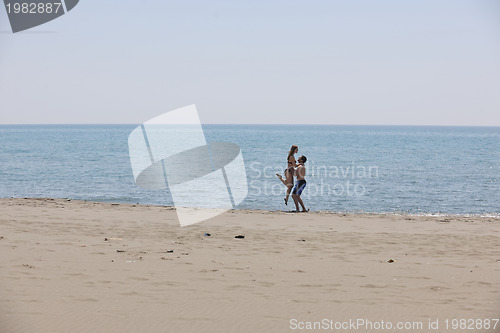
[{"x1": 0, "y1": 125, "x2": 498, "y2": 215}]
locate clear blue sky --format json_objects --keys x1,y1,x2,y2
[{"x1": 1, "y1": 0, "x2": 499, "y2": 125}]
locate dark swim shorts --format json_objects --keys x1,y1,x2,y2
[{"x1": 292, "y1": 179, "x2": 306, "y2": 195}]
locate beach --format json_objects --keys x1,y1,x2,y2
[{"x1": 0, "y1": 198, "x2": 499, "y2": 333}]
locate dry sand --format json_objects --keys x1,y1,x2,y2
[{"x1": 0, "y1": 198, "x2": 499, "y2": 333}]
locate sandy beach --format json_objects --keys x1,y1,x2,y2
[{"x1": 0, "y1": 198, "x2": 499, "y2": 333}]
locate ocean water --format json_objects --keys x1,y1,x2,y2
[{"x1": 0, "y1": 124, "x2": 498, "y2": 216}]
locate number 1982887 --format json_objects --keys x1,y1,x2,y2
[
  {"x1": 445, "y1": 319, "x2": 499, "y2": 330},
  {"x1": 5, "y1": 2, "x2": 62, "y2": 14}
]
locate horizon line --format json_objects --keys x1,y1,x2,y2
[{"x1": 0, "y1": 123, "x2": 499, "y2": 128}]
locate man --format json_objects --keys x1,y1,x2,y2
[{"x1": 292, "y1": 155, "x2": 308, "y2": 212}]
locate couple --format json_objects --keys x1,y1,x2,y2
[{"x1": 276, "y1": 145, "x2": 308, "y2": 212}]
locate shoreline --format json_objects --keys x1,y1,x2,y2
[{"x1": 2, "y1": 197, "x2": 499, "y2": 219}]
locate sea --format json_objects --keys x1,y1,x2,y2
[{"x1": 0, "y1": 125, "x2": 498, "y2": 216}]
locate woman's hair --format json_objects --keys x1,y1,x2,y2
[{"x1": 287, "y1": 145, "x2": 298, "y2": 160}]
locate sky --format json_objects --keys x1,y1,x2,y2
[{"x1": 0, "y1": 0, "x2": 499, "y2": 125}]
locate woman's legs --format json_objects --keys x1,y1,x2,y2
[
  {"x1": 284, "y1": 169, "x2": 294, "y2": 205},
  {"x1": 277, "y1": 168, "x2": 294, "y2": 205},
  {"x1": 276, "y1": 173, "x2": 288, "y2": 186}
]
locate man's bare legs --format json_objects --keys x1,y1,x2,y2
[{"x1": 292, "y1": 194, "x2": 307, "y2": 212}]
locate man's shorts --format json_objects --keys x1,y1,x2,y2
[{"x1": 292, "y1": 179, "x2": 306, "y2": 196}]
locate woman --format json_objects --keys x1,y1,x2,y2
[{"x1": 276, "y1": 145, "x2": 298, "y2": 205}]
